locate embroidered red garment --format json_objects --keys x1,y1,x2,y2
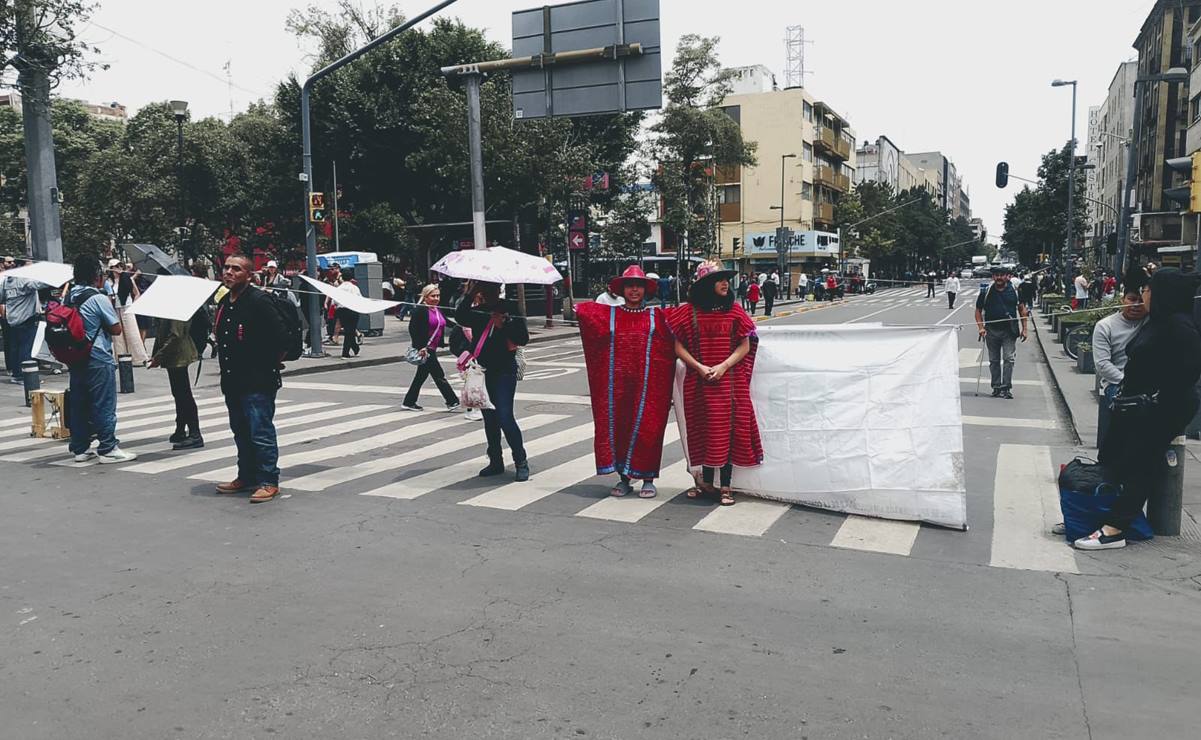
[
  {"x1": 666, "y1": 303, "x2": 763, "y2": 468},
  {"x1": 577, "y1": 302, "x2": 677, "y2": 479}
]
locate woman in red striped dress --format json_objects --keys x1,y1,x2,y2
[{"x1": 667, "y1": 261, "x2": 763, "y2": 505}]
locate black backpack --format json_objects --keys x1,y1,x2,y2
[
  {"x1": 261, "y1": 288, "x2": 304, "y2": 362},
  {"x1": 189, "y1": 304, "x2": 213, "y2": 355}
]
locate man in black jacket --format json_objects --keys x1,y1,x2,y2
[
  {"x1": 762, "y1": 275, "x2": 778, "y2": 316},
  {"x1": 214, "y1": 254, "x2": 286, "y2": 503}
]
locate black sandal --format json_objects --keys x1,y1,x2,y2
[{"x1": 719, "y1": 488, "x2": 735, "y2": 506}]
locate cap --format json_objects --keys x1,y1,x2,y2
[
  {"x1": 108, "y1": 258, "x2": 121, "y2": 268},
  {"x1": 266, "y1": 260, "x2": 278, "y2": 268}
]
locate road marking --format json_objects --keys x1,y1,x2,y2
[
  {"x1": 575, "y1": 462, "x2": 694, "y2": 523},
  {"x1": 847, "y1": 306, "x2": 896, "y2": 324},
  {"x1": 959, "y1": 348, "x2": 984, "y2": 368},
  {"x1": 0, "y1": 395, "x2": 230, "y2": 441},
  {"x1": 0, "y1": 392, "x2": 185, "y2": 433},
  {"x1": 830, "y1": 515, "x2": 921, "y2": 555},
  {"x1": 286, "y1": 414, "x2": 566, "y2": 491},
  {"x1": 286, "y1": 381, "x2": 592, "y2": 406},
  {"x1": 363, "y1": 421, "x2": 595, "y2": 500},
  {"x1": 692, "y1": 497, "x2": 793, "y2": 537},
  {"x1": 959, "y1": 378, "x2": 1044, "y2": 387},
  {"x1": 989, "y1": 444, "x2": 1078, "y2": 573},
  {"x1": 936, "y1": 299, "x2": 971, "y2": 325},
  {"x1": 962, "y1": 415, "x2": 1058, "y2": 430}
]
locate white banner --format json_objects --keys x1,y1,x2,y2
[
  {"x1": 674, "y1": 324, "x2": 967, "y2": 529},
  {"x1": 299, "y1": 275, "x2": 400, "y2": 315},
  {"x1": 3, "y1": 261, "x2": 73, "y2": 287},
  {"x1": 128, "y1": 275, "x2": 220, "y2": 321}
]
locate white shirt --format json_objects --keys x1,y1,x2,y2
[
  {"x1": 595, "y1": 291, "x2": 625, "y2": 306},
  {"x1": 758, "y1": 273, "x2": 767, "y2": 285},
  {"x1": 1074, "y1": 276, "x2": 1089, "y2": 299},
  {"x1": 798, "y1": 273, "x2": 809, "y2": 287},
  {"x1": 945, "y1": 277, "x2": 960, "y2": 294}
]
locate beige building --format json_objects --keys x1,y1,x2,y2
[{"x1": 713, "y1": 86, "x2": 856, "y2": 275}]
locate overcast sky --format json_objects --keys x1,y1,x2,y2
[{"x1": 52, "y1": 0, "x2": 1160, "y2": 241}]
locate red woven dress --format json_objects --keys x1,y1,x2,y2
[
  {"x1": 666, "y1": 304, "x2": 763, "y2": 468},
  {"x1": 577, "y1": 302, "x2": 677, "y2": 479}
]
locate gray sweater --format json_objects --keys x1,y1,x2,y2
[{"x1": 1092, "y1": 312, "x2": 1147, "y2": 390}]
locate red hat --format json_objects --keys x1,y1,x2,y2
[{"x1": 608, "y1": 265, "x2": 658, "y2": 298}]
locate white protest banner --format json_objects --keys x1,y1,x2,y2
[
  {"x1": 673, "y1": 324, "x2": 967, "y2": 529},
  {"x1": 299, "y1": 274, "x2": 400, "y2": 315},
  {"x1": 3, "y1": 261, "x2": 73, "y2": 287},
  {"x1": 128, "y1": 275, "x2": 220, "y2": 321}
]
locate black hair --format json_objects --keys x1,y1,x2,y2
[
  {"x1": 118, "y1": 271, "x2": 134, "y2": 303},
  {"x1": 689, "y1": 278, "x2": 736, "y2": 311},
  {"x1": 72, "y1": 254, "x2": 101, "y2": 286}
]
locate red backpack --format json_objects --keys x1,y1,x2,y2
[{"x1": 45, "y1": 287, "x2": 102, "y2": 366}]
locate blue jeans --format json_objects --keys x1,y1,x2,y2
[
  {"x1": 225, "y1": 392, "x2": 280, "y2": 486},
  {"x1": 68, "y1": 361, "x2": 118, "y2": 455},
  {"x1": 483, "y1": 371, "x2": 526, "y2": 464},
  {"x1": 7, "y1": 318, "x2": 37, "y2": 379}
]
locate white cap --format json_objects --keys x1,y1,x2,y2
[
  {"x1": 266, "y1": 260, "x2": 278, "y2": 268},
  {"x1": 108, "y1": 258, "x2": 121, "y2": 267}
]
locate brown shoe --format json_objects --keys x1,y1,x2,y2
[
  {"x1": 249, "y1": 486, "x2": 280, "y2": 504},
  {"x1": 216, "y1": 479, "x2": 252, "y2": 494}
]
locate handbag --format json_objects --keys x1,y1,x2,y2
[
  {"x1": 404, "y1": 346, "x2": 425, "y2": 366},
  {"x1": 460, "y1": 324, "x2": 495, "y2": 410},
  {"x1": 507, "y1": 339, "x2": 527, "y2": 381},
  {"x1": 1057, "y1": 457, "x2": 1154, "y2": 542}
]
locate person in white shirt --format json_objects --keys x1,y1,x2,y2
[
  {"x1": 797, "y1": 272, "x2": 809, "y2": 301},
  {"x1": 1073, "y1": 271, "x2": 1089, "y2": 311},
  {"x1": 595, "y1": 289, "x2": 625, "y2": 306},
  {"x1": 944, "y1": 274, "x2": 961, "y2": 309}
]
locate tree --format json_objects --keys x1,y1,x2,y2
[
  {"x1": 599, "y1": 166, "x2": 653, "y2": 259},
  {"x1": 1001, "y1": 144, "x2": 1088, "y2": 269},
  {"x1": 835, "y1": 181, "x2": 901, "y2": 267},
  {"x1": 1, "y1": 0, "x2": 105, "y2": 88},
  {"x1": 650, "y1": 34, "x2": 756, "y2": 260}
]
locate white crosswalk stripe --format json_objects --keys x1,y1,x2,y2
[
  {"x1": 990, "y1": 444, "x2": 1079, "y2": 573},
  {"x1": 0, "y1": 394, "x2": 228, "y2": 441},
  {"x1": 693, "y1": 497, "x2": 792, "y2": 537},
  {"x1": 831, "y1": 516, "x2": 920, "y2": 556}
]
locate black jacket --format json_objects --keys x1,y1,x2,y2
[
  {"x1": 215, "y1": 286, "x2": 285, "y2": 395},
  {"x1": 408, "y1": 305, "x2": 452, "y2": 350},
  {"x1": 454, "y1": 296, "x2": 529, "y2": 373}
]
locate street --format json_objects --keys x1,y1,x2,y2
[{"x1": 2, "y1": 286, "x2": 1198, "y2": 739}]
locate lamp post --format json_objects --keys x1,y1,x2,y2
[
  {"x1": 169, "y1": 99, "x2": 188, "y2": 260},
  {"x1": 1051, "y1": 79, "x2": 1077, "y2": 292},
  {"x1": 1115, "y1": 67, "x2": 1189, "y2": 277},
  {"x1": 769, "y1": 153, "x2": 797, "y2": 295}
]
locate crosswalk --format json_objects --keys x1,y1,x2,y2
[
  {"x1": 2, "y1": 381, "x2": 1081, "y2": 575},
  {"x1": 839, "y1": 286, "x2": 969, "y2": 305}
]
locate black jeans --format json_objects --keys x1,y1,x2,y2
[
  {"x1": 764, "y1": 295, "x2": 775, "y2": 316},
  {"x1": 404, "y1": 351, "x2": 459, "y2": 407},
  {"x1": 167, "y1": 365, "x2": 200, "y2": 435},
  {"x1": 483, "y1": 371, "x2": 526, "y2": 464},
  {"x1": 926, "y1": 284, "x2": 936, "y2": 298},
  {"x1": 702, "y1": 464, "x2": 733, "y2": 488},
  {"x1": 339, "y1": 309, "x2": 360, "y2": 356},
  {"x1": 947, "y1": 292, "x2": 956, "y2": 309}
]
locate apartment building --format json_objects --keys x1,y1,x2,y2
[
  {"x1": 0, "y1": 91, "x2": 127, "y2": 122},
  {"x1": 712, "y1": 85, "x2": 856, "y2": 277},
  {"x1": 1087, "y1": 61, "x2": 1137, "y2": 261},
  {"x1": 855, "y1": 135, "x2": 923, "y2": 193}
]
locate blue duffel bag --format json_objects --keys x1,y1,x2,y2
[{"x1": 1058, "y1": 457, "x2": 1154, "y2": 542}]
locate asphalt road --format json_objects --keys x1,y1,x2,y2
[{"x1": 2, "y1": 286, "x2": 1199, "y2": 739}]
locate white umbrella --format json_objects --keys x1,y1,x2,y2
[{"x1": 431, "y1": 246, "x2": 562, "y2": 285}]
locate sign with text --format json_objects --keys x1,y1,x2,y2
[{"x1": 747, "y1": 230, "x2": 841, "y2": 256}]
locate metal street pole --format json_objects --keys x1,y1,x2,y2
[
  {"x1": 15, "y1": 0, "x2": 63, "y2": 263},
  {"x1": 299, "y1": 0, "x2": 460, "y2": 356},
  {"x1": 464, "y1": 73, "x2": 488, "y2": 251},
  {"x1": 332, "y1": 161, "x2": 341, "y2": 252},
  {"x1": 171, "y1": 100, "x2": 188, "y2": 260},
  {"x1": 1051, "y1": 79, "x2": 1078, "y2": 293}
]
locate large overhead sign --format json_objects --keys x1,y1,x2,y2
[
  {"x1": 747, "y1": 230, "x2": 842, "y2": 256},
  {"x1": 512, "y1": 0, "x2": 663, "y2": 119}
]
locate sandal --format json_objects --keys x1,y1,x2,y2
[
  {"x1": 719, "y1": 488, "x2": 735, "y2": 506},
  {"x1": 684, "y1": 486, "x2": 702, "y2": 499},
  {"x1": 639, "y1": 481, "x2": 657, "y2": 499},
  {"x1": 610, "y1": 480, "x2": 632, "y2": 497}
]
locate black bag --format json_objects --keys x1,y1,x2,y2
[
  {"x1": 261, "y1": 289, "x2": 304, "y2": 362},
  {"x1": 188, "y1": 304, "x2": 213, "y2": 355}
]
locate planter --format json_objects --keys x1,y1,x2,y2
[
  {"x1": 1052, "y1": 314, "x2": 1061, "y2": 335},
  {"x1": 1077, "y1": 346, "x2": 1095, "y2": 374},
  {"x1": 1066, "y1": 326, "x2": 1089, "y2": 358}
]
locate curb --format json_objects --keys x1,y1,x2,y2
[
  {"x1": 1031, "y1": 314, "x2": 1084, "y2": 447},
  {"x1": 281, "y1": 327, "x2": 575, "y2": 378}
]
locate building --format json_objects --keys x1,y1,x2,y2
[
  {"x1": 970, "y1": 218, "x2": 987, "y2": 242},
  {"x1": 726, "y1": 65, "x2": 778, "y2": 96},
  {"x1": 1130, "y1": 0, "x2": 1201, "y2": 262},
  {"x1": 904, "y1": 151, "x2": 965, "y2": 218},
  {"x1": 854, "y1": 135, "x2": 924, "y2": 193},
  {"x1": 1085, "y1": 105, "x2": 1103, "y2": 239},
  {"x1": 0, "y1": 90, "x2": 127, "y2": 122},
  {"x1": 705, "y1": 84, "x2": 856, "y2": 283},
  {"x1": 1087, "y1": 61, "x2": 1137, "y2": 266}
]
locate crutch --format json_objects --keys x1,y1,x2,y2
[{"x1": 974, "y1": 335, "x2": 987, "y2": 397}]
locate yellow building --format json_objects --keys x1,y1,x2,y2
[{"x1": 714, "y1": 87, "x2": 856, "y2": 277}]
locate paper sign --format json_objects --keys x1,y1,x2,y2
[
  {"x1": 299, "y1": 275, "x2": 399, "y2": 315},
  {"x1": 3, "y1": 261, "x2": 73, "y2": 287},
  {"x1": 128, "y1": 275, "x2": 220, "y2": 321}
]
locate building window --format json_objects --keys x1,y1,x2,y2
[
  {"x1": 802, "y1": 182, "x2": 813, "y2": 200},
  {"x1": 718, "y1": 185, "x2": 741, "y2": 204},
  {"x1": 1192, "y1": 94, "x2": 1201, "y2": 123},
  {"x1": 721, "y1": 105, "x2": 741, "y2": 124},
  {"x1": 803, "y1": 101, "x2": 813, "y2": 123},
  {"x1": 803, "y1": 142, "x2": 813, "y2": 162}
]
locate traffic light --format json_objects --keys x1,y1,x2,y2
[
  {"x1": 1163, "y1": 153, "x2": 1201, "y2": 213},
  {"x1": 308, "y1": 192, "x2": 326, "y2": 223},
  {"x1": 995, "y1": 162, "x2": 1009, "y2": 188}
]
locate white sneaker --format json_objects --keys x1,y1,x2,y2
[
  {"x1": 73, "y1": 450, "x2": 97, "y2": 463},
  {"x1": 98, "y1": 447, "x2": 138, "y2": 464},
  {"x1": 464, "y1": 408, "x2": 483, "y2": 421}
]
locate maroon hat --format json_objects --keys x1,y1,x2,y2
[{"x1": 608, "y1": 265, "x2": 658, "y2": 298}]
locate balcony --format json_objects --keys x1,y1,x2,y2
[
  {"x1": 814, "y1": 165, "x2": 850, "y2": 193},
  {"x1": 814, "y1": 127, "x2": 852, "y2": 162},
  {"x1": 814, "y1": 202, "x2": 835, "y2": 225}
]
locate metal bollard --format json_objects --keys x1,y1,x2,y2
[
  {"x1": 21, "y1": 359, "x2": 39, "y2": 407},
  {"x1": 1148, "y1": 436, "x2": 1186, "y2": 536},
  {"x1": 117, "y1": 354, "x2": 135, "y2": 394}
]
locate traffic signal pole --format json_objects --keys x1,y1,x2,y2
[{"x1": 299, "y1": 0, "x2": 460, "y2": 356}]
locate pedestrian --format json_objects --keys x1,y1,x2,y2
[
  {"x1": 925, "y1": 271, "x2": 936, "y2": 298},
  {"x1": 945, "y1": 273, "x2": 960, "y2": 309},
  {"x1": 736, "y1": 273, "x2": 748, "y2": 310},
  {"x1": 213, "y1": 254, "x2": 286, "y2": 504},
  {"x1": 0, "y1": 255, "x2": 13, "y2": 377},
  {"x1": 132, "y1": 265, "x2": 153, "y2": 346},
  {"x1": 1072, "y1": 270, "x2": 1089, "y2": 311},
  {"x1": 1103, "y1": 272, "x2": 1117, "y2": 300},
  {"x1": 797, "y1": 271, "x2": 809, "y2": 301},
  {"x1": 826, "y1": 272, "x2": 838, "y2": 300},
  {"x1": 658, "y1": 274, "x2": 672, "y2": 307},
  {"x1": 149, "y1": 313, "x2": 204, "y2": 450},
  {"x1": 595, "y1": 286, "x2": 625, "y2": 306},
  {"x1": 746, "y1": 279, "x2": 760, "y2": 315},
  {"x1": 1091, "y1": 273, "x2": 1148, "y2": 450},
  {"x1": 1075, "y1": 268, "x2": 1201, "y2": 550},
  {"x1": 403, "y1": 283, "x2": 460, "y2": 412},
  {"x1": 111, "y1": 263, "x2": 150, "y2": 366},
  {"x1": 1017, "y1": 274, "x2": 1037, "y2": 313},
  {"x1": 578, "y1": 266, "x2": 676, "y2": 498},
  {"x1": 64, "y1": 255, "x2": 137, "y2": 463},
  {"x1": 667, "y1": 261, "x2": 763, "y2": 506},
  {"x1": 0, "y1": 259, "x2": 40, "y2": 384},
  {"x1": 762, "y1": 273, "x2": 777, "y2": 316},
  {"x1": 337, "y1": 279, "x2": 362, "y2": 358},
  {"x1": 975, "y1": 266, "x2": 1028, "y2": 399},
  {"x1": 455, "y1": 281, "x2": 530, "y2": 481}
]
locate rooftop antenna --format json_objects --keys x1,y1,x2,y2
[
  {"x1": 784, "y1": 25, "x2": 813, "y2": 88},
  {"x1": 223, "y1": 60, "x2": 234, "y2": 119}
]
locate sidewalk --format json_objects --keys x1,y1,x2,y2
[{"x1": 1033, "y1": 310, "x2": 1201, "y2": 541}]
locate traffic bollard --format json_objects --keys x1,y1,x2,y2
[
  {"x1": 1149, "y1": 436, "x2": 1186, "y2": 536},
  {"x1": 21, "y1": 360, "x2": 40, "y2": 407},
  {"x1": 117, "y1": 355, "x2": 135, "y2": 394}
]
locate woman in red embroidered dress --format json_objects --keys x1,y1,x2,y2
[
  {"x1": 667, "y1": 261, "x2": 762, "y2": 506},
  {"x1": 577, "y1": 266, "x2": 677, "y2": 498}
]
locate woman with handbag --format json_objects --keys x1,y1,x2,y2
[
  {"x1": 455, "y1": 281, "x2": 530, "y2": 481},
  {"x1": 667, "y1": 261, "x2": 763, "y2": 506},
  {"x1": 402, "y1": 284, "x2": 460, "y2": 412},
  {"x1": 1075, "y1": 267, "x2": 1201, "y2": 550}
]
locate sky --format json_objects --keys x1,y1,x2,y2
[{"x1": 49, "y1": 0, "x2": 1163, "y2": 241}]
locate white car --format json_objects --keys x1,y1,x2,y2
[{"x1": 960, "y1": 269, "x2": 973, "y2": 279}]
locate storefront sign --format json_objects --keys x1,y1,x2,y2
[{"x1": 746, "y1": 230, "x2": 841, "y2": 256}]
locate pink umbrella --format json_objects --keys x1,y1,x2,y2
[{"x1": 430, "y1": 246, "x2": 562, "y2": 285}]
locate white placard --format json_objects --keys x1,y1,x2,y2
[
  {"x1": 3, "y1": 261, "x2": 73, "y2": 287},
  {"x1": 128, "y1": 275, "x2": 220, "y2": 321},
  {"x1": 299, "y1": 275, "x2": 400, "y2": 315}
]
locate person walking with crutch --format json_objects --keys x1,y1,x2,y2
[{"x1": 974, "y1": 266, "x2": 1027, "y2": 399}]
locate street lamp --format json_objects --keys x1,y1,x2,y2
[
  {"x1": 169, "y1": 100, "x2": 188, "y2": 260},
  {"x1": 1051, "y1": 79, "x2": 1077, "y2": 291},
  {"x1": 768, "y1": 154, "x2": 798, "y2": 294},
  {"x1": 1116, "y1": 66, "x2": 1189, "y2": 276}
]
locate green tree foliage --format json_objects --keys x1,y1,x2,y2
[
  {"x1": 598, "y1": 166, "x2": 653, "y2": 259},
  {"x1": 1, "y1": 0, "x2": 106, "y2": 89},
  {"x1": 1001, "y1": 144, "x2": 1088, "y2": 267}
]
